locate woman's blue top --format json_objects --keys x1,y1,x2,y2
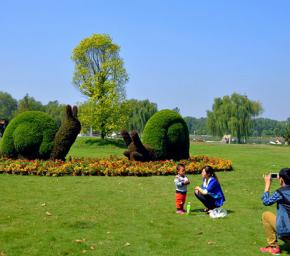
[{"x1": 201, "y1": 177, "x2": 225, "y2": 207}]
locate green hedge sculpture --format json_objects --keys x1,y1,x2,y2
[
  {"x1": 121, "y1": 109, "x2": 189, "y2": 161},
  {"x1": 50, "y1": 105, "x2": 81, "y2": 160},
  {"x1": 0, "y1": 105, "x2": 81, "y2": 160}
]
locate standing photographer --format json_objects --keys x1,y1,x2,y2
[{"x1": 260, "y1": 168, "x2": 290, "y2": 254}]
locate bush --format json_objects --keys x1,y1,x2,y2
[
  {"x1": 142, "y1": 109, "x2": 189, "y2": 160},
  {"x1": 0, "y1": 111, "x2": 58, "y2": 159},
  {"x1": 50, "y1": 106, "x2": 81, "y2": 160}
]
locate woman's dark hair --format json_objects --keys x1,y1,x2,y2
[
  {"x1": 204, "y1": 165, "x2": 219, "y2": 183},
  {"x1": 279, "y1": 168, "x2": 290, "y2": 185}
]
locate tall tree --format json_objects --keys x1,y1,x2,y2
[
  {"x1": 207, "y1": 93, "x2": 262, "y2": 143},
  {"x1": 44, "y1": 101, "x2": 66, "y2": 127},
  {"x1": 72, "y1": 34, "x2": 128, "y2": 139},
  {"x1": 0, "y1": 91, "x2": 18, "y2": 120},
  {"x1": 16, "y1": 94, "x2": 44, "y2": 114},
  {"x1": 283, "y1": 122, "x2": 290, "y2": 144},
  {"x1": 124, "y1": 99, "x2": 158, "y2": 133}
]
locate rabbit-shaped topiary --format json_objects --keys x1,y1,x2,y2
[
  {"x1": 50, "y1": 105, "x2": 81, "y2": 160},
  {"x1": 121, "y1": 109, "x2": 189, "y2": 161},
  {"x1": 0, "y1": 105, "x2": 81, "y2": 160}
]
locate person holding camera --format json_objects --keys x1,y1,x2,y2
[{"x1": 260, "y1": 168, "x2": 290, "y2": 255}]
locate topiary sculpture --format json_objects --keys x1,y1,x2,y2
[
  {"x1": 0, "y1": 105, "x2": 81, "y2": 160},
  {"x1": 50, "y1": 105, "x2": 81, "y2": 160},
  {"x1": 121, "y1": 109, "x2": 189, "y2": 161}
]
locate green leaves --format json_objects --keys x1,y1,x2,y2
[
  {"x1": 207, "y1": 93, "x2": 263, "y2": 143},
  {"x1": 72, "y1": 34, "x2": 129, "y2": 138}
]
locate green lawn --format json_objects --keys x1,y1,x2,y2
[{"x1": 1, "y1": 140, "x2": 290, "y2": 255}]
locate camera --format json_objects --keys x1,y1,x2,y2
[{"x1": 271, "y1": 173, "x2": 279, "y2": 179}]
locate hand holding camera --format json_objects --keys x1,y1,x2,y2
[{"x1": 270, "y1": 173, "x2": 279, "y2": 179}]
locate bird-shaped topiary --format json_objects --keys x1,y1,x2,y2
[
  {"x1": 0, "y1": 105, "x2": 81, "y2": 160},
  {"x1": 121, "y1": 109, "x2": 189, "y2": 161}
]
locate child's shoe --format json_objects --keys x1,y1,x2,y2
[
  {"x1": 259, "y1": 245, "x2": 280, "y2": 255},
  {"x1": 176, "y1": 210, "x2": 185, "y2": 214}
]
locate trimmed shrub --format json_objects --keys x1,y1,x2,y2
[
  {"x1": 121, "y1": 130, "x2": 156, "y2": 161},
  {"x1": 50, "y1": 105, "x2": 81, "y2": 160},
  {"x1": 142, "y1": 109, "x2": 189, "y2": 160},
  {"x1": 0, "y1": 111, "x2": 58, "y2": 159}
]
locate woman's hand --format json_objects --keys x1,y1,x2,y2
[{"x1": 195, "y1": 186, "x2": 201, "y2": 192}]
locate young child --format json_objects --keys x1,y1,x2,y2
[{"x1": 174, "y1": 164, "x2": 190, "y2": 214}]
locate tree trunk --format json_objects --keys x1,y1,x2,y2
[{"x1": 100, "y1": 123, "x2": 105, "y2": 139}]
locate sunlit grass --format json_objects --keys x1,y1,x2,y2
[{"x1": 1, "y1": 140, "x2": 290, "y2": 255}]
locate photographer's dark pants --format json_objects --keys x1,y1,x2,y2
[
  {"x1": 194, "y1": 191, "x2": 216, "y2": 210},
  {"x1": 262, "y1": 211, "x2": 290, "y2": 246}
]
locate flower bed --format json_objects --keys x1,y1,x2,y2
[{"x1": 0, "y1": 156, "x2": 232, "y2": 177}]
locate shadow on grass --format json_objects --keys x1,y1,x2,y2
[
  {"x1": 191, "y1": 208, "x2": 235, "y2": 214},
  {"x1": 281, "y1": 243, "x2": 290, "y2": 255},
  {"x1": 64, "y1": 220, "x2": 96, "y2": 229},
  {"x1": 83, "y1": 138, "x2": 127, "y2": 148}
]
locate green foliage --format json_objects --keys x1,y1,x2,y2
[
  {"x1": 281, "y1": 122, "x2": 290, "y2": 144},
  {"x1": 16, "y1": 93, "x2": 45, "y2": 114},
  {"x1": 44, "y1": 101, "x2": 66, "y2": 127},
  {"x1": 123, "y1": 99, "x2": 158, "y2": 133},
  {"x1": 72, "y1": 34, "x2": 128, "y2": 138},
  {"x1": 142, "y1": 109, "x2": 189, "y2": 160},
  {"x1": 184, "y1": 116, "x2": 208, "y2": 135},
  {"x1": 0, "y1": 111, "x2": 58, "y2": 159},
  {"x1": 50, "y1": 106, "x2": 81, "y2": 160},
  {"x1": 207, "y1": 93, "x2": 263, "y2": 143},
  {"x1": 0, "y1": 91, "x2": 18, "y2": 120},
  {"x1": 78, "y1": 99, "x2": 128, "y2": 137}
]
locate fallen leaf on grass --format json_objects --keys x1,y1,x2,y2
[
  {"x1": 75, "y1": 239, "x2": 86, "y2": 243},
  {"x1": 90, "y1": 245, "x2": 96, "y2": 250},
  {"x1": 124, "y1": 242, "x2": 130, "y2": 247},
  {"x1": 82, "y1": 250, "x2": 87, "y2": 253},
  {"x1": 41, "y1": 203, "x2": 46, "y2": 207},
  {"x1": 45, "y1": 211, "x2": 52, "y2": 216},
  {"x1": 106, "y1": 231, "x2": 111, "y2": 234},
  {"x1": 207, "y1": 241, "x2": 216, "y2": 245}
]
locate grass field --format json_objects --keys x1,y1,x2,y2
[{"x1": 1, "y1": 138, "x2": 290, "y2": 255}]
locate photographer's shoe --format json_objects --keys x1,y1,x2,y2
[{"x1": 260, "y1": 245, "x2": 280, "y2": 255}]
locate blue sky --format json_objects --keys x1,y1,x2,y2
[{"x1": 1, "y1": 0, "x2": 290, "y2": 120}]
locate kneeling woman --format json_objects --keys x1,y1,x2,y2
[{"x1": 195, "y1": 165, "x2": 225, "y2": 212}]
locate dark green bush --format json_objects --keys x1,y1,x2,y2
[
  {"x1": 0, "y1": 111, "x2": 58, "y2": 159},
  {"x1": 142, "y1": 109, "x2": 189, "y2": 160},
  {"x1": 50, "y1": 105, "x2": 81, "y2": 160}
]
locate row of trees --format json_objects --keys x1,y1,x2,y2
[
  {"x1": 0, "y1": 92, "x2": 66, "y2": 127},
  {"x1": 0, "y1": 91, "x2": 158, "y2": 136},
  {"x1": 2, "y1": 34, "x2": 289, "y2": 143},
  {"x1": 184, "y1": 116, "x2": 290, "y2": 138}
]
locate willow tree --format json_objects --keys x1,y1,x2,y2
[
  {"x1": 72, "y1": 34, "x2": 128, "y2": 139},
  {"x1": 207, "y1": 93, "x2": 263, "y2": 143}
]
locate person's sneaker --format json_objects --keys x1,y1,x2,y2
[
  {"x1": 259, "y1": 245, "x2": 281, "y2": 255},
  {"x1": 176, "y1": 210, "x2": 185, "y2": 214}
]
